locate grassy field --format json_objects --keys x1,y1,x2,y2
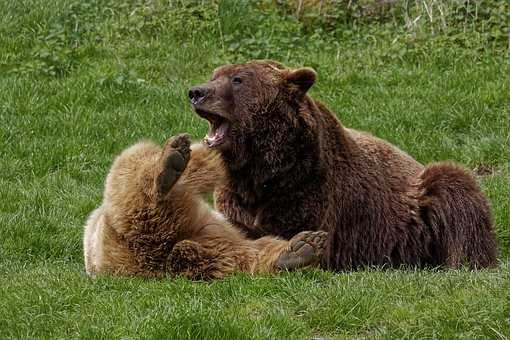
[{"x1": 1, "y1": 1, "x2": 509, "y2": 339}]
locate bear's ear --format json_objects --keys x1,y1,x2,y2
[{"x1": 286, "y1": 67, "x2": 316, "y2": 94}]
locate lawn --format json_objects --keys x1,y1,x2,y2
[{"x1": 1, "y1": 1, "x2": 509, "y2": 339}]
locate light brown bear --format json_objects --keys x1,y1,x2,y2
[{"x1": 83, "y1": 134, "x2": 327, "y2": 280}]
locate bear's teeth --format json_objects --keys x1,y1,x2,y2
[{"x1": 205, "y1": 122, "x2": 228, "y2": 147}]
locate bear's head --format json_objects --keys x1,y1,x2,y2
[{"x1": 188, "y1": 60, "x2": 316, "y2": 158}]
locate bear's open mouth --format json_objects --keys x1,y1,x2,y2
[{"x1": 195, "y1": 109, "x2": 230, "y2": 147}]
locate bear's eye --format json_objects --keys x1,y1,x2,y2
[{"x1": 232, "y1": 76, "x2": 242, "y2": 85}]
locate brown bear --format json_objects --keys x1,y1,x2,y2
[
  {"x1": 83, "y1": 134, "x2": 327, "y2": 280},
  {"x1": 188, "y1": 59, "x2": 499, "y2": 270}
]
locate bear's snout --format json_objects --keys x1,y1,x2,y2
[{"x1": 188, "y1": 86, "x2": 211, "y2": 105}]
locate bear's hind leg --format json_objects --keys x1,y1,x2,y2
[
  {"x1": 255, "y1": 231, "x2": 328, "y2": 272},
  {"x1": 417, "y1": 162, "x2": 498, "y2": 268},
  {"x1": 168, "y1": 223, "x2": 328, "y2": 280},
  {"x1": 168, "y1": 240, "x2": 237, "y2": 280}
]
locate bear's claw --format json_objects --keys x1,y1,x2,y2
[{"x1": 275, "y1": 230, "x2": 328, "y2": 271}]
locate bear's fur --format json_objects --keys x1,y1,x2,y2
[
  {"x1": 83, "y1": 134, "x2": 327, "y2": 279},
  {"x1": 189, "y1": 60, "x2": 498, "y2": 270}
]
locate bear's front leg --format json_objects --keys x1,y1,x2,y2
[{"x1": 154, "y1": 134, "x2": 191, "y2": 201}]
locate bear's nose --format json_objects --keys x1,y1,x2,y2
[{"x1": 188, "y1": 86, "x2": 208, "y2": 105}]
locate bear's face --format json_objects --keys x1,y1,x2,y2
[{"x1": 189, "y1": 60, "x2": 316, "y2": 151}]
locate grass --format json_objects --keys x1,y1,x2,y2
[{"x1": 1, "y1": 1, "x2": 509, "y2": 339}]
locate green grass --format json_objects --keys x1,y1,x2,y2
[{"x1": 1, "y1": 1, "x2": 509, "y2": 339}]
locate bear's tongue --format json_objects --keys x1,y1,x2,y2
[{"x1": 205, "y1": 121, "x2": 228, "y2": 147}]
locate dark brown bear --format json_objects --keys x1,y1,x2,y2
[{"x1": 189, "y1": 60, "x2": 499, "y2": 270}]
